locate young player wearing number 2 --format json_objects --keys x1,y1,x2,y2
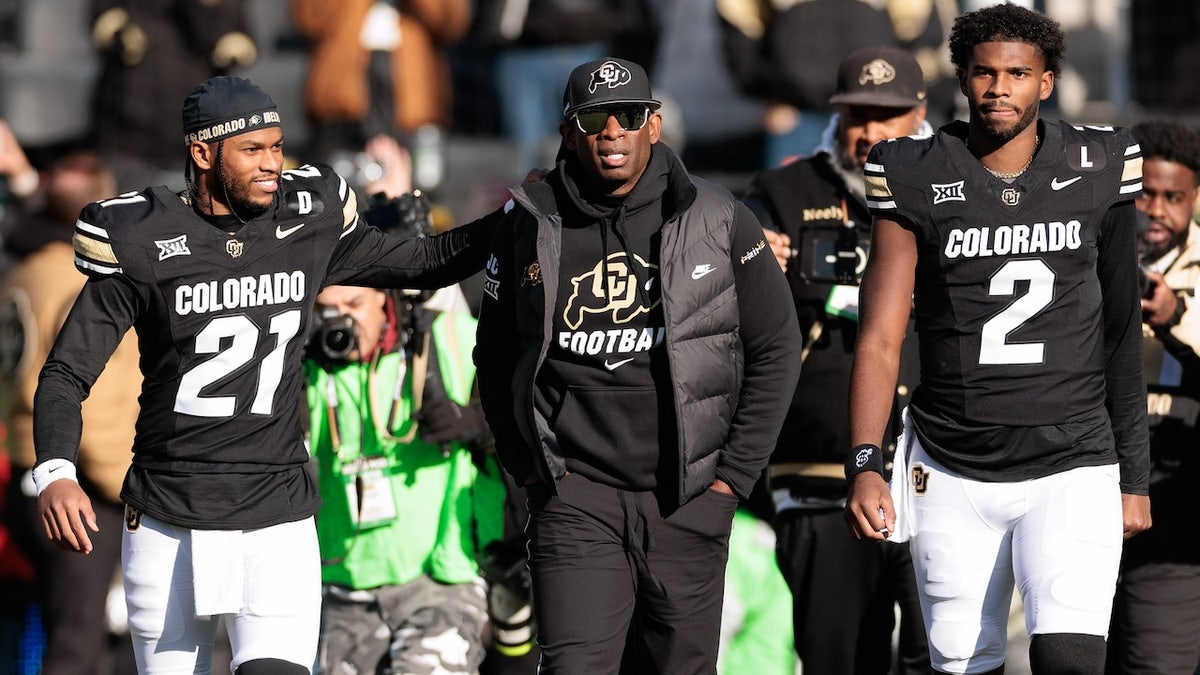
[
  {"x1": 844, "y1": 5, "x2": 1152, "y2": 674},
  {"x1": 31, "y1": 76, "x2": 500, "y2": 675}
]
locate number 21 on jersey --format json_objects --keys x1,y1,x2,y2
[{"x1": 175, "y1": 310, "x2": 302, "y2": 417}]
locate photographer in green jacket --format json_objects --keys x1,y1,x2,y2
[{"x1": 305, "y1": 253, "x2": 508, "y2": 675}]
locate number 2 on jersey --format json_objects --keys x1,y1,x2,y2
[
  {"x1": 175, "y1": 310, "x2": 302, "y2": 417},
  {"x1": 978, "y1": 259, "x2": 1054, "y2": 365}
]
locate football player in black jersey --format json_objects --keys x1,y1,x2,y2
[
  {"x1": 742, "y1": 46, "x2": 934, "y2": 675},
  {"x1": 844, "y1": 5, "x2": 1152, "y2": 675},
  {"x1": 30, "y1": 76, "x2": 501, "y2": 675}
]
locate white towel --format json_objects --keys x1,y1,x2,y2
[
  {"x1": 887, "y1": 407, "x2": 917, "y2": 543},
  {"x1": 191, "y1": 529, "x2": 244, "y2": 617}
]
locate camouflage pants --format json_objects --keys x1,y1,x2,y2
[{"x1": 317, "y1": 576, "x2": 489, "y2": 675}]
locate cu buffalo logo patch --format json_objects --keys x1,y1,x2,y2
[
  {"x1": 521, "y1": 262, "x2": 543, "y2": 287},
  {"x1": 562, "y1": 252, "x2": 658, "y2": 330},
  {"x1": 589, "y1": 61, "x2": 632, "y2": 93},
  {"x1": 858, "y1": 58, "x2": 897, "y2": 86}
]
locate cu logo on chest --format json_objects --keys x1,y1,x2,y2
[{"x1": 1001, "y1": 187, "x2": 1021, "y2": 207}]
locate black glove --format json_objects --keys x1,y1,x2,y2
[{"x1": 414, "y1": 398, "x2": 489, "y2": 446}]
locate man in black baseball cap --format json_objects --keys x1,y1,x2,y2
[
  {"x1": 560, "y1": 57, "x2": 662, "y2": 118},
  {"x1": 551, "y1": 57, "x2": 668, "y2": 196},
  {"x1": 475, "y1": 54, "x2": 802, "y2": 673},
  {"x1": 829, "y1": 45, "x2": 928, "y2": 110}
]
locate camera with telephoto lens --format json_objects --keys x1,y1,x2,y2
[
  {"x1": 309, "y1": 308, "x2": 358, "y2": 363},
  {"x1": 363, "y1": 190, "x2": 434, "y2": 238}
]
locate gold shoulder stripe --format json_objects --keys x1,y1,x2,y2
[
  {"x1": 865, "y1": 174, "x2": 892, "y2": 198},
  {"x1": 342, "y1": 185, "x2": 358, "y2": 230},
  {"x1": 72, "y1": 231, "x2": 118, "y2": 265},
  {"x1": 1121, "y1": 156, "x2": 1143, "y2": 183}
]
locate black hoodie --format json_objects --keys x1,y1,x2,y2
[{"x1": 530, "y1": 145, "x2": 797, "y2": 493}]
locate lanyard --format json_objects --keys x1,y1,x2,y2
[{"x1": 323, "y1": 332, "x2": 432, "y2": 463}]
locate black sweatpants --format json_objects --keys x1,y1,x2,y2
[
  {"x1": 525, "y1": 473, "x2": 738, "y2": 675},
  {"x1": 774, "y1": 506, "x2": 932, "y2": 675}
]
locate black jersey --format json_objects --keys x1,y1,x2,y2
[
  {"x1": 35, "y1": 164, "x2": 497, "y2": 528},
  {"x1": 864, "y1": 120, "x2": 1150, "y2": 489}
]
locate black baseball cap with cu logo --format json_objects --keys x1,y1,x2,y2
[{"x1": 561, "y1": 57, "x2": 662, "y2": 118}]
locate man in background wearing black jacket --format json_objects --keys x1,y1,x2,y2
[{"x1": 742, "y1": 45, "x2": 932, "y2": 675}]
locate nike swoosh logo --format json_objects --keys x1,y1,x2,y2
[
  {"x1": 47, "y1": 466, "x2": 65, "y2": 474},
  {"x1": 691, "y1": 264, "x2": 716, "y2": 280},
  {"x1": 275, "y1": 222, "x2": 306, "y2": 239},
  {"x1": 604, "y1": 358, "x2": 634, "y2": 371},
  {"x1": 1050, "y1": 176, "x2": 1082, "y2": 190}
]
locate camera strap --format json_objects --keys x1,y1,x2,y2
[{"x1": 378, "y1": 332, "x2": 430, "y2": 443}]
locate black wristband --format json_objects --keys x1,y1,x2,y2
[
  {"x1": 1169, "y1": 291, "x2": 1188, "y2": 327},
  {"x1": 846, "y1": 443, "x2": 885, "y2": 479}
]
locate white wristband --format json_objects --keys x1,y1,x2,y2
[
  {"x1": 32, "y1": 458, "x2": 78, "y2": 495},
  {"x1": 7, "y1": 167, "x2": 39, "y2": 198}
]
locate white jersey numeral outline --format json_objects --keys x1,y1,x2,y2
[
  {"x1": 978, "y1": 259, "x2": 1054, "y2": 365},
  {"x1": 174, "y1": 309, "x2": 302, "y2": 417}
]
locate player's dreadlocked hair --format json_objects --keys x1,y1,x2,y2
[
  {"x1": 949, "y1": 3, "x2": 1065, "y2": 76},
  {"x1": 1133, "y1": 120, "x2": 1200, "y2": 185}
]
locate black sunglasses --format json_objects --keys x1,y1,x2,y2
[{"x1": 572, "y1": 106, "x2": 650, "y2": 135}]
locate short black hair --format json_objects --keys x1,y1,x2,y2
[
  {"x1": 1132, "y1": 120, "x2": 1200, "y2": 185},
  {"x1": 949, "y1": 3, "x2": 1065, "y2": 76}
]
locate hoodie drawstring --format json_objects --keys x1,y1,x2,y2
[{"x1": 606, "y1": 204, "x2": 650, "y2": 307}]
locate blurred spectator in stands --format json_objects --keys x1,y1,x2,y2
[
  {"x1": 0, "y1": 0, "x2": 17, "y2": 49},
  {"x1": 0, "y1": 142, "x2": 140, "y2": 675},
  {"x1": 0, "y1": 119, "x2": 41, "y2": 274},
  {"x1": 0, "y1": 447, "x2": 38, "y2": 675},
  {"x1": 884, "y1": 0, "x2": 958, "y2": 127},
  {"x1": 1130, "y1": 0, "x2": 1199, "y2": 113},
  {"x1": 0, "y1": 121, "x2": 36, "y2": 203},
  {"x1": 472, "y1": 0, "x2": 657, "y2": 175},
  {"x1": 649, "y1": 0, "x2": 765, "y2": 176},
  {"x1": 292, "y1": 0, "x2": 470, "y2": 196},
  {"x1": 720, "y1": 0, "x2": 898, "y2": 168},
  {"x1": 88, "y1": 0, "x2": 257, "y2": 193}
]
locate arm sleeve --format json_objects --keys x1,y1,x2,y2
[
  {"x1": 740, "y1": 176, "x2": 779, "y2": 232},
  {"x1": 1097, "y1": 201, "x2": 1151, "y2": 495},
  {"x1": 716, "y1": 202, "x2": 803, "y2": 498},
  {"x1": 34, "y1": 274, "x2": 141, "y2": 466},
  {"x1": 472, "y1": 216, "x2": 538, "y2": 484},
  {"x1": 325, "y1": 206, "x2": 505, "y2": 291}
]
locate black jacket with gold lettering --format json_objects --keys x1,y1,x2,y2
[{"x1": 744, "y1": 151, "x2": 919, "y2": 491}]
